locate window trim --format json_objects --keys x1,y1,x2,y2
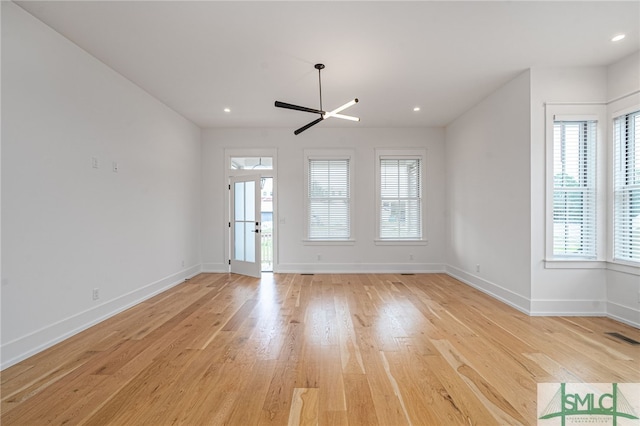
[
  {"x1": 375, "y1": 148, "x2": 427, "y2": 244},
  {"x1": 304, "y1": 149, "x2": 354, "y2": 243},
  {"x1": 544, "y1": 105, "x2": 606, "y2": 266},
  {"x1": 611, "y1": 106, "x2": 640, "y2": 265}
]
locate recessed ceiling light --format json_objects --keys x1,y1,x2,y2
[
  {"x1": 612, "y1": 34, "x2": 626, "y2": 42},
  {"x1": 224, "y1": 108, "x2": 231, "y2": 113},
  {"x1": 413, "y1": 107, "x2": 421, "y2": 112}
]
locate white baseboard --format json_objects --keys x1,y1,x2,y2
[
  {"x1": 444, "y1": 265, "x2": 531, "y2": 315},
  {"x1": 444, "y1": 265, "x2": 639, "y2": 329},
  {"x1": 275, "y1": 262, "x2": 445, "y2": 274},
  {"x1": 529, "y1": 299, "x2": 607, "y2": 316},
  {"x1": 0, "y1": 265, "x2": 201, "y2": 370},
  {"x1": 606, "y1": 301, "x2": 640, "y2": 329}
]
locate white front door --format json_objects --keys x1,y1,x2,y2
[{"x1": 230, "y1": 175, "x2": 261, "y2": 278}]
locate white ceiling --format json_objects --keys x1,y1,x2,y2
[{"x1": 15, "y1": 1, "x2": 640, "y2": 130}]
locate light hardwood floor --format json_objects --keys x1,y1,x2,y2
[{"x1": 2, "y1": 273, "x2": 639, "y2": 425}]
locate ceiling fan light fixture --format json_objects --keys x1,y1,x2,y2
[
  {"x1": 323, "y1": 98, "x2": 359, "y2": 120},
  {"x1": 326, "y1": 113, "x2": 360, "y2": 122},
  {"x1": 275, "y1": 64, "x2": 360, "y2": 135},
  {"x1": 294, "y1": 117, "x2": 324, "y2": 135}
]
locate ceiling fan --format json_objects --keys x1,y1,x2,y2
[{"x1": 275, "y1": 64, "x2": 359, "y2": 135}]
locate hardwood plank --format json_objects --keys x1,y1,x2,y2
[
  {"x1": 225, "y1": 359, "x2": 277, "y2": 425},
  {"x1": 363, "y1": 349, "x2": 416, "y2": 425},
  {"x1": 343, "y1": 373, "x2": 379, "y2": 426},
  {"x1": 318, "y1": 345, "x2": 346, "y2": 413},
  {"x1": 288, "y1": 388, "x2": 319, "y2": 426},
  {"x1": 431, "y1": 338, "x2": 529, "y2": 425},
  {"x1": 423, "y1": 348, "x2": 501, "y2": 424},
  {"x1": 319, "y1": 410, "x2": 348, "y2": 426},
  {"x1": 259, "y1": 359, "x2": 298, "y2": 425}
]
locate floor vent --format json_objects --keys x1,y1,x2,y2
[
  {"x1": 401, "y1": 273, "x2": 415, "y2": 276},
  {"x1": 606, "y1": 332, "x2": 640, "y2": 345},
  {"x1": 301, "y1": 273, "x2": 314, "y2": 276}
]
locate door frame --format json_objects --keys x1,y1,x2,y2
[{"x1": 224, "y1": 148, "x2": 278, "y2": 274}]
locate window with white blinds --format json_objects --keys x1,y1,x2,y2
[
  {"x1": 613, "y1": 110, "x2": 640, "y2": 263},
  {"x1": 552, "y1": 120, "x2": 597, "y2": 258},
  {"x1": 307, "y1": 158, "x2": 350, "y2": 240},
  {"x1": 379, "y1": 157, "x2": 422, "y2": 239}
]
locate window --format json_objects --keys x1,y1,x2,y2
[
  {"x1": 307, "y1": 157, "x2": 351, "y2": 240},
  {"x1": 230, "y1": 157, "x2": 273, "y2": 170},
  {"x1": 613, "y1": 110, "x2": 640, "y2": 263},
  {"x1": 552, "y1": 120, "x2": 597, "y2": 258},
  {"x1": 377, "y1": 151, "x2": 424, "y2": 240}
]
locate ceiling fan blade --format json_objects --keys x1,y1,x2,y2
[
  {"x1": 275, "y1": 101, "x2": 325, "y2": 115},
  {"x1": 328, "y1": 113, "x2": 360, "y2": 122},
  {"x1": 323, "y1": 98, "x2": 359, "y2": 120},
  {"x1": 294, "y1": 117, "x2": 324, "y2": 135}
]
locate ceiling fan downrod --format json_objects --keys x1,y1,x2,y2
[{"x1": 315, "y1": 63, "x2": 324, "y2": 112}]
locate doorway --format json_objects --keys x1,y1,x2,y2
[{"x1": 227, "y1": 151, "x2": 276, "y2": 276}]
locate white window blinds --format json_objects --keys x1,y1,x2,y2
[
  {"x1": 379, "y1": 158, "x2": 422, "y2": 239},
  {"x1": 552, "y1": 120, "x2": 597, "y2": 258},
  {"x1": 613, "y1": 110, "x2": 640, "y2": 263},
  {"x1": 308, "y1": 159, "x2": 350, "y2": 239}
]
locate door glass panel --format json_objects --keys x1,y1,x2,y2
[
  {"x1": 245, "y1": 222, "x2": 255, "y2": 262},
  {"x1": 245, "y1": 181, "x2": 255, "y2": 222},
  {"x1": 234, "y1": 182, "x2": 245, "y2": 221},
  {"x1": 234, "y1": 223, "x2": 245, "y2": 261}
]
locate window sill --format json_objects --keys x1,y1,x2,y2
[
  {"x1": 303, "y1": 239, "x2": 355, "y2": 246},
  {"x1": 544, "y1": 259, "x2": 640, "y2": 275},
  {"x1": 544, "y1": 259, "x2": 606, "y2": 269},
  {"x1": 607, "y1": 261, "x2": 640, "y2": 276},
  {"x1": 375, "y1": 239, "x2": 428, "y2": 246}
]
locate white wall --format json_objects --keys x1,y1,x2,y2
[
  {"x1": 607, "y1": 51, "x2": 640, "y2": 102},
  {"x1": 529, "y1": 67, "x2": 609, "y2": 315},
  {"x1": 445, "y1": 70, "x2": 532, "y2": 313},
  {"x1": 201, "y1": 127, "x2": 446, "y2": 273},
  {"x1": 605, "y1": 52, "x2": 640, "y2": 327},
  {"x1": 1, "y1": 2, "x2": 202, "y2": 368}
]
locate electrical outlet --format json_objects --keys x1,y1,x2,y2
[
  {"x1": 409, "y1": 253, "x2": 414, "y2": 260},
  {"x1": 181, "y1": 260, "x2": 185, "y2": 268},
  {"x1": 476, "y1": 264, "x2": 480, "y2": 273},
  {"x1": 112, "y1": 161, "x2": 119, "y2": 173},
  {"x1": 92, "y1": 288, "x2": 100, "y2": 301},
  {"x1": 91, "y1": 156, "x2": 99, "y2": 169},
  {"x1": 317, "y1": 254, "x2": 322, "y2": 261}
]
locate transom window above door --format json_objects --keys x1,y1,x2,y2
[{"x1": 230, "y1": 157, "x2": 273, "y2": 170}]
